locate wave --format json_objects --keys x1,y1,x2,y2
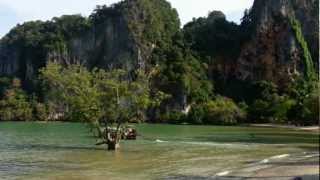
[
  {"x1": 260, "y1": 159, "x2": 269, "y2": 163},
  {"x1": 155, "y1": 139, "x2": 168, "y2": 143},
  {"x1": 216, "y1": 170, "x2": 231, "y2": 176},
  {"x1": 259, "y1": 154, "x2": 290, "y2": 164},
  {"x1": 270, "y1": 154, "x2": 290, "y2": 159}
]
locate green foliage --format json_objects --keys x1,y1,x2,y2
[
  {"x1": 39, "y1": 62, "x2": 102, "y2": 122},
  {"x1": 302, "y1": 84, "x2": 320, "y2": 124},
  {"x1": 252, "y1": 81, "x2": 278, "y2": 100},
  {"x1": 248, "y1": 81, "x2": 297, "y2": 123},
  {"x1": 186, "y1": 97, "x2": 246, "y2": 125},
  {"x1": 130, "y1": 0, "x2": 180, "y2": 48},
  {"x1": 5, "y1": 15, "x2": 90, "y2": 47},
  {"x1": 52, "y1": 15, "x2": 91, "y2": 40},
  {"x1": 0, "y1": 78, "x2": 33, "y2": 121},
  {"x1": 271, "y1": 96, "x2": 296, "y2": 123},
  {"x1": 250, "y1": 97, "x2": 296, "y2": 123},
  {"x1": 289, "y1": 17, "x2": 316, "y2": 80},
  {"x1": 33, "y1": 103, "x2": 50, "y2": 121},
  {"x1": 247, "y1": 81, "x2": 277, "y2": 122},
  {"x1": 203, "y1": 97, "x2": 246, "y2": 125},
  {"x1": 93, "y1": 68, "x2": 156, "y2": 125},
  {"x1": 249, "y1": 99, "x2": 271, "y2": 123}
]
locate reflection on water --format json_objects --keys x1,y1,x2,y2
[{"x1": 0, "y1": 122, "x2": 318, "y2": 180}]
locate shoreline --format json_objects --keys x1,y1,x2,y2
[
  {"x1": 250, "y1": 124, "x2": 319, "y2": 133},
  {"x1": 1, "y1": 121, "x2": 319, "y2": 128}
]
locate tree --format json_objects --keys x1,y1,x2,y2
[
  {"x1": 39, "y1": 62, "x2": 101, "y2": 122},
  {"x1": 93, "y1": 69, "x2": 158, "y2": 150},
  {"x1": 39, "y1": 62, "x2": 166, "y2": 150}
]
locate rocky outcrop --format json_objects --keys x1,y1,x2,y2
[
  {"x1": 236, "y1": 0, "x2": 318, "y2": 88},
  {"x1": 0, "y1": 0, "x2": 179, "y2": 88}
]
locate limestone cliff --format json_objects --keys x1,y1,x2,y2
[
  {"x1": 236, "y1": 0, "x2": 318, "y2": 87},
  {"x1": 0, "y1": 0, "x2": 180, "y2": 89}
]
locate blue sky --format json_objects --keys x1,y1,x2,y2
[{"x1": 0, "y1": 0, "x2": 254, "y2": 38}]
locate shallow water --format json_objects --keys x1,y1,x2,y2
[{"x1": 0, "y1": 122, "x2": 318, "y2": 180}]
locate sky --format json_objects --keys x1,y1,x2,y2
[{"x1": 0, "y1": 0, "x2": 254, "y2": 38}]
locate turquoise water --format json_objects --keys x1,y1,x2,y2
[{"x1": 0, "y1": 122, "x2": 318, "y2": 180}]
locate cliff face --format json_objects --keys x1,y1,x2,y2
[
  {"x1": 0, "y1": 17, "x2": 134, "y2": 88},
  {"x1": 0, "y1": 0, "x2": 180, "y2": 88},
  {"x1": 236, "y1": 0, "x2": 318, "y2": 87},
  {"x1": 53, "y1": 14, "x2": 135, "y2": 69},
  {"x1": 0, "y1": 41, "x2": 18, "y2": 75}
]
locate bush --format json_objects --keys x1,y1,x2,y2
[
  {"x1": 0, "y1": 79, "x2": 33, "y2": 121},
  {"x1": 249, "y1": 95, "x2": 296, "y2": 124},
  {"x1": 187, "y1": 104, "x2": 206, "y2": 124},
  {"x1": 303, "y1": 87, "x2": 319, "y2": 124},
  {"x1": 270, "y1": 96, "x2": 296, "y2": 123},
  {"x1": 33, "y1": 103, "x2": 49, "y2": 121},
  {"x1": 186, "y1": 97, "x2": 247, "y2": 125},
  {"x1": 203, "y1": 96, "x2": 246, "y2": 125},
  {"x1": 249, "y1": 99, "x2": 272, "y2": 123},
  {"x1": 238, "y1": 102, "x2": 249, "y2": 123},
  {"x1": 288, "y1": 82, "x2": 319, "y2": 125}
]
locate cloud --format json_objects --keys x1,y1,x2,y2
[{"x1": 0, "y1": 0, "x2": 254, "y2": 38}]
